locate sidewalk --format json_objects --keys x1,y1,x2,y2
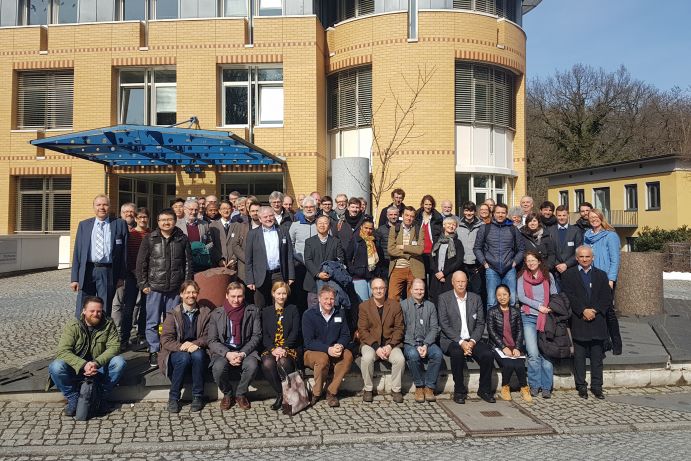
[{"x1": 3, "y1": 386, "x2": 691, "y2": 457}]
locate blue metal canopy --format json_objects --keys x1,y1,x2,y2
[{"x1": 30, "y1": 124, "x2": 284, "y2": 169}]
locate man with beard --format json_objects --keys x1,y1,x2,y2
[
  {"x1": 575, "y1": 202, "x2": 593, "y2": 237},
  {"x1": 377, "y1": 188, "x2": 406, "y2": 227},
  {"x1": 539, "y1": 201, "x2": 557, "y2": 237},
  {"x1": 334, "y1": 197, "x2": 367, "y2": 249},
  {"x1": 120, "y1": 202, "x2": 136, "y2": 229},
  {"x1": 440, "y1": 199, "x2": 462, "y2": 225}
]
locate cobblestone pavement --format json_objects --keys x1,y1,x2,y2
[
  {"x1": 1, "y1": 430, "x2": 689, "y2": 460},
  {"x1": 0, "y1": 270, "x2": 74, "y2": 372}
]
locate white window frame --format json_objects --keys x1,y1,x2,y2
[
  {"x1": 574, "y1": 189, "x2": 585, "y2": 209},
  {"x1": 221, "y1": 65, "x2": 284, "y2": 128},
  {"x1": 646, "y1": 181, "x2": 661, "y2": 211},
  {"x1": 624, "y1": 183, "x2": 638, "y2": 211},
  {"x1": 468, "y1": 174, "x2": 507, "y2": 204},
  {"x1": 559, "y1": 190, "x2": 569, "y2": 209},
  {"x1": 118, "y1": 67, "x2": 177, "y2": 126}
]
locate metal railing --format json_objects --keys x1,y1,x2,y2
[{"x1": 569, "y1": 210, "x2": 638, "y2": 228}]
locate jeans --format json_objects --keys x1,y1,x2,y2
[
  {"x1": 485, "y1": 267, "x2": 517, "y2": 309},
  {"x1": 403, "y1": 344, "x2": 443, "y2": 389},
  {"x1": 146, "y1": 290, "x2": 180, "y2": 352},
  {"x1": 168, "y1": 349, "x2": 208, "y2": 401},
  {"x1": 352, "y1": 279, "x2": 371, "y2": 304},
  {"x1": 48, "y1": 356, "x2": 126, "y2": 400},
  {"x1": 522, "y1": 313, "x2": 553, "y2": 391}
]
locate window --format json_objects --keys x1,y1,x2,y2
[
  {"x1": 156, "y1": 0, "x2": 178, "y2": 19},
  {"x1": 224, "y1": 0, "x2": 247, "y2": 16},
  {"x1": 54, "y1": 0, "x2": 116, "y2": 23},
  {"x1": 625, "y1": 184, "x2": 638, "y2": 211},
  {"x1": 118, "y1": 176, "x2": 175, "y2": 218},
  {"x1": 25, "y1": 0, "x2": 51, "y2": 25},
  {"x1": 593, "y1": 187, "x2": 611, "y2": 218},
  {"x1": 122, "y1": 0, "x2": 148, "y2": 20},
  {"x1": 646, "y1": 181, "x2": 661, "y2": 210},
  {"x1": 0, "y1": 0, "x2": 19, "y2": 26},
  {"x1": 574, "y1": 189, "x2": 585, "y2": 209},
  {"x1": 327, "y1": 66, "x2": 372, "y2": 130},
  {"x1": 16, "y1": 177, "x2": 71, "y2": 233},
  {"x1": 455, "y1": 62, "x2": 515, "y2": 129},
  {"x1": 222, "y1": 67, "x2": 283, "y2": 126},
  {"x1": 456, "y1": 173, "x2": 507, "y2": 205},
  {"x1": 257, "y1": 0, "x2": 282, "y2": 16},
  {"x1": 119, "y1": 68, "x2": 176, "y2": 126},
  {"x1": 337, "y1": 0, "x2": 374, "y2": 21},
  {"x1": 17, "y1": 71, "x2": 74, "y2": 129},
  {"x1": 417, "y1": 0, "x2": 521, "y2": 24},
  {"x1": 559, "y1": 190, "x2": 569, "y2": 210},
  {"x1": 180, "y1": 0, "x2": 216, "y2": 18}
]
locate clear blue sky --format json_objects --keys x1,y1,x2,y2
[{"x1": 522, "y1": 0, "x2": 691, "y2": 90}]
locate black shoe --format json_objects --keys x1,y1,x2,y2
[
  {"x1": 578, "y1": 388, "x2": 588, "y2": 399},
  {"x1": 149, "y1": 352, "x2": 158, "y2": 368},
  {"x1": 362, "y1": 390, "x2": 374, "y2": 403},
  {"x1": 478, "y1": 391, "x2": 496, "y2": 403},
  {"x1": 167, "y1": 399, "x2": 181, "y2": 413},
  {"x1": 64, "y1": 396, "x2": 78, "y2": 417},
  {"x1": 591, "y1": 388, "x2": 605, "y2": 400},
  {"x1": 271, "y1": 395, "x2": 283, "y2": 411},
  {"x1": 453, "y1": 393, "x2": 466, "y2": 404},
  {"x1": 190, "y1": 396, "x2": 205, "y2": 412}
]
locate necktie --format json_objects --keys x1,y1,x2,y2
[
  {"x1": 94, "y1": 221, "x2": 105, "y2": 261},
  {"x1": 558, "y1": 226, "x2": 567, "y2": 246},
  {"x1": 224, "y1": 222, "x2": 230, "y2": 236}
]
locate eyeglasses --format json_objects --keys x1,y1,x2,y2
[
  {"x1": 336, "y1": 200, "x2": 346, "y2": 204},
  {"x1": 136, "y1": 215, "x2": 149, "y2": 219}
]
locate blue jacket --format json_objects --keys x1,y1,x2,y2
[
  {"x1": 584, "y1": 229, "x2": 621, "y2": 282},
  {"x1": 317, "y1": 260, "x2": 353, "y2": 308},
  {"x1": 302, "y1": 307, "x2": 351, "y2": 353},
  {"x1": 473, "y1": 219, "x2": 524, "y2": 275}
]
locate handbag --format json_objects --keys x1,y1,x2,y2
[{"x1": 279, "y1": 364, "x2": 311, "y2": 416}]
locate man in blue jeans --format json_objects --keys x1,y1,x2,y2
[
  {"x1": 400, "y1": 279, "x2": 443, "y2": 403},
  {"x1": 473, "y1": 203, "x2": 524, "y2": 310},
  {"x1": 48, "y1": 296, "x2": 126, "y2": 417}
]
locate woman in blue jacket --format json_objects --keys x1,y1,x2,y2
[{"x1": 584, "y1": 209, "x2": 620, "y2": 289}]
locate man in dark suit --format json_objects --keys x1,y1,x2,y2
[
  {"x1": 438, "y1": 270, "x2": 495, "y2": 404},
  {"x1": 550, "y1": 205, "x2": 583, "y2": 287},
  {"x1": 245, "y1": 206, "x2": 295, "y2": 309},
  {"x1": 229, "y1": 199, "x2": 262, "y2": 284},
  {"x1": 303, "y1": 215, "x2": 345, "y2": 309},
  {"x1": 561, "y1": 245, "x2": 613, "y2": 400},
  {"x1": 209, "y1": 200, "x2": 237, "y2": 270},
  {"x1": 70, "y1": 194, "x2": 129, "y2": 319}
]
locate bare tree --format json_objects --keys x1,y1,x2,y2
[{"x1": 346, "y1": 65, "x2": 437, "y2": 221}]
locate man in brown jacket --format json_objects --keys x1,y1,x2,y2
[
  {"x1": 357, "y1": 277, "x2": 405, "y2": 403},
  {"x1": 387, "y1": 206, "x2": 425, "y2": 300}
]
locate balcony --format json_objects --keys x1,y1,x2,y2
[{"x1": 569, "y1": 210, "x2": 638, "y2": 228}]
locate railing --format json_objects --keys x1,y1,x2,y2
[{"x1": 569, "y1": 210, "x2": 638, "y2": 228}]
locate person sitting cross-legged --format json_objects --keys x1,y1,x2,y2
[
  {"x1": 48, "y1": 296, "x2": 126, "y2": 417},
  {"x1": 159, "y1": 280, "x2": 211, "y2": 413},
  {"x1": 401, "y1": 278, "x2": 443, "y2": 403}
]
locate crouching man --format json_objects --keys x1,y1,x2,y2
[
  {"x1": 208, "y1": 282, "x2": 261, "y2": 410},
  {"x1": 48, "y1": 296, "x2": 126, "y2": 417},
  {"x1": 159, "y1": 280, "x2": 212, "y2": 413}
]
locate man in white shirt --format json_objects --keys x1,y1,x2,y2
[{"x1": 437, "y1": 271, "x2": 495, "y2": 404}]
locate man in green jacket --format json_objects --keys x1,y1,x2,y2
[{"x1": 48, "y1": 296, "x2": 125, "y2": 417}]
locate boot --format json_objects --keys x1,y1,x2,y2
[
  {"x1": 500, "y1": 385, "x2": 512, "y2": 401},
  {"x1": 520, "y1": 386, "x2": 533, "y2": 402}
]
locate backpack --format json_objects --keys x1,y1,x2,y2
[
  {"x1": 190, "y1": 241, "x2": 212, "y2": 272},
  {"x1": 75, "y1": 377, "x2": 102, "y2": 421}
]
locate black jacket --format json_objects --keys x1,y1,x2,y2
[
  {"x1": 549, "y1": 224, "x2": 583, "y2": 269},
  {"x1": 303, "y1": 235, "x2": 344, "y2": 293},
  {"x1": 374, "y1": 222, "x2": 394, "y2": 261},
  {"x1": 561, "y1": 266, "x2": 613, "y2": 341},
  {"x1": 345, "y1": 234, "x2": 378, "y2": 280},
  {"x1": 519, "y1": 229, "x2": 556, "y2": 270},
  {"x1": 377, "y1": 202, "x2": 406, "y2": 227},
  {"x1": 486, "y1": 305, "x2": 524, "y2": 352},
  {"x1": 136, "y1": 226, "x2": 192, "y2": 293},
  {"x1": 261, "y1": 304, "x2": 301, "y2": 351},
  {"x1": 428, "y1": 235, "x2": 465, "y2": 303},
  {"x1": 539, "y1": 293, "x2": 573, "y2": 359},
  {"x1": 414, "y1": 209, "x2": 444, "y2": 244}
]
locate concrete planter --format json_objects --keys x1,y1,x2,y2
[{"x1": 615, "y1": 252, "x2": 665, "y2": 316}]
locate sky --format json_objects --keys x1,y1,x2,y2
[{"x1": 522, "y1": 0, "x2": 691, "y2": 90}]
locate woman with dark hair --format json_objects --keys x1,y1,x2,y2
[
  {"x1": 345, "y1": 218, "x2": 379, "y2": 303},
  {"x1": 261, "y1": 281, "x2": 301, "y2": 410},
  {"x1": 415, "y1": 195, "x2": 443, "y2": 278},
  {"x1": 487, "y1": 284, "x2": 531, "y2": 402},
  {"x1": 429, "y1": 217, "x2": 465, "y2": 304},
  {"x1": 478, "y1": 203, "x2": 491, "y2": 225},
  {"x1": 517, "y1": 250, "x2": 558, "y2": 398},
  {"x1": 519, "y1": 212, "x2": 556, "y2": 271}
]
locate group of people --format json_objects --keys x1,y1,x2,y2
[{"x1": 50, "y1": 187, "x2": 622, "y2": 417}]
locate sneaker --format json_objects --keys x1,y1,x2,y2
[
  {"x1": 149, "y1": 352, "x2": 158, "y2": 368},
  {"x1": 64, "y1": 396, "x2": 78, "y2": 417},
  {"x1": 190, "y1": 396, "x2": 204, "y2": 412},
  {"x1": 362, "y1": 390, "x2": 374, "y2": 403},
  {"x1": 167, "y1": 399, "x2": 181, "y2": 413},
  {"x1": 391, "y1": 391, "x2": 404, "y2": 404}
]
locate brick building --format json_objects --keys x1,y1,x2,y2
[{"x1": 0, "y1": 0, "x2": 540, "y2": 253}]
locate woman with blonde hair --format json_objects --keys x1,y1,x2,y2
[
  {"x1": 261, "y1": 281, "x2": 301, "y2": 410},
  {"x1": 584, "y1": 209, "x2": 620, "y2": 289}
]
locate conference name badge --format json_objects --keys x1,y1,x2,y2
[
  {"x1": 472, "y1": 313, "x2": 477, "y2": 319},
  {"x1": 334, "y1": 317, "x2": 342, "y2": 323},
  {"x1": 568, "y1": 242, "x2": 574, "y2": 246},
  {"x1": 411, "y1": 241, "x2": 417, "y2": 245},
  {"x1": 282, "y1": 238, "x2": 287, "y2": 244},
  {"x1": 115, "y1": 239, "x2": 122, "y2": 245},
  {"x1": 231, "y1": 233, "x2": 235, "y2": 238}
]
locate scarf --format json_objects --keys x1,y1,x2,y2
[
  {"x1": 431, "y1": 234, "x2": 456, "y2": 259},
  {"x1": 223, "y1": 299, "x2": 244, "y2": 345},
  {"x1": 345, "y1": 211, "x2": 363, "y2": 229},
  {"x1": 521, "y1": 269, "x2": 549, "y2": 332},
  {"x1": 360, "y1": 228, "x2": 379, "y2": 270}
]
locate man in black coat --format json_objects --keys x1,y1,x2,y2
[
  {"x1": 550, "y1": 205, "x2": 583, "y2": 287},
  {"x1": 304, "y1": 215, "x2": 345, "y2": 309},
  {"x1": 561, "y1": 245, "x2": 613, "y2": 400},
  {"x1": 245, "y1": 206, "x2": 295, "y2": 309}
]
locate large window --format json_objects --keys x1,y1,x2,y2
[
  {"x1": 455, "y1": 62, "x2": 515, "y2": 129},
  {"x1": 327, "y1": 66, "x2": 372, "y2": 131},
  {"x1": 122, "y1": 0, "x2": 148, "y2": 20},
  {"x1": 559, "y1": 190, "x2": 569, "y2": 210},
  {"x1": 17, "y1": 71, "x2": 74, "y2": 129},
  {"x1": 222, "y1": 67, "x2": 283, "y2": 126},
  {"x1": 457, "y1": 173, "x2": 507, "y2": 206},
  {"x1": 0, "y1": 0, "x2": 19, "y2": 26},
  {"x1": 56, "y1": 0, "x2": 115, "y2": 23},
  {"x1": 119, "y1": 68, "x2": 177, "y2": 126},
  {"x1": 118, "y1": 176, "x2": 176, "y2": 217},
  {"x1": 646, "y1": 181, "x2": 661, "y2": 211},
  {"x1": 625, "y1": 184, "x2": 638, "y2": 211},
  {"x1": 16, "y1": 177, "x2": 71, "y2": 233},
  {"x1": 574, "y1": 189, "x2": 585, "y2": 209}
]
